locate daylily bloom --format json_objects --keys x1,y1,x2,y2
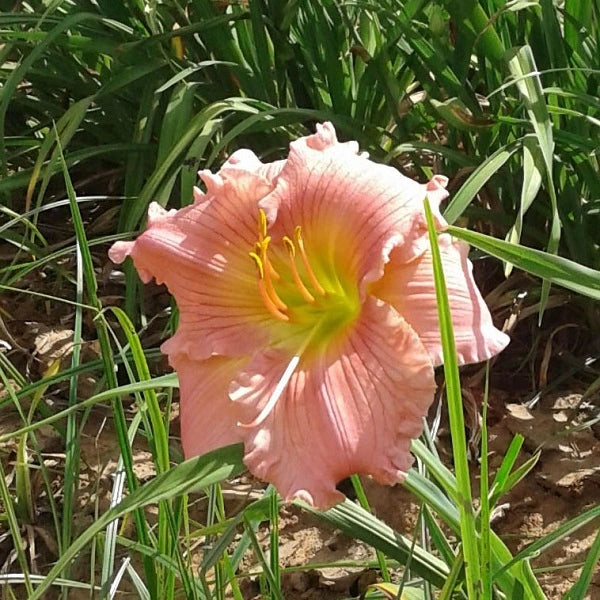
[{"x1": 109, "y1": 123, "x2": 509, "y2": 509}]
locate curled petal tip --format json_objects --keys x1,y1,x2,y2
[
  {"x1": 307, "y1": 121, "x2": 338, "y2": 150},
  {"x1": 426, "y1": 174, "x2": 450, "y2": 205},
  {"x1": 108, "y1": 241, "x2": 135, "y2": 264},
  {"x1": 287, "y1": 487, "x2": 345, "y2": 510},
  {"x1": 193, "y1": 186, "x2": 205, "y2": 202},
  {"x1": 147, "y1": 201, "x2": 174, "y2": 225},
  {"x1": 224, "y1": 148, "x2": 261, "y2": 169},
  {"x1": 438, "y1": 232, "x2": 454, "y2": 248},
  {"x1": 289, "y1": 489, "x2": 314, "y2": 505},
  {"x1": 427, "y1": 174, "x2": 449, "y2": 189},
  {"x1": 198, "y1": 169, "x2": 223, "y2": 193},
  {"x1": 371, "y1": 467, "x2": 403, "y2": 486}
]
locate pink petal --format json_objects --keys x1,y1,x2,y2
[
  {"x1": 223, "y1": 148, "x2": 285, "y2": 184},
  {"x1": 108, "y1": 165, "x2": 279, "y2": 361},
  {"x1": 172, "y1": 354, "x2": 247, "y2": 457},
  {"x1": 258, "y1": 122, "x2": 448, "y2": 298},
  {"x1": 372, "y1": 234, "x2": 510, "y2": 366},
  {"x1": 229, "y1": 297, "x2": 436, "y2": 509}
]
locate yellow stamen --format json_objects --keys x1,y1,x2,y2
[
  {"x1": 258, "y1": 208, "x2": 267, "y2": 241},
  {"x1": 283, "y1": 236, "x2": 315, "y2": 303},
  {"x1": 249, "y1": 251, "x2": 264, "y2": 278},
  {"x1": 250, "y1": 252, "x2": 289, "y2": 322},
  {"x1": 255, "y1": 238, "x2": 280, "y2": 281},
  {"x1": 294, "y1": 226, "x2": 326, "y2": 296},
  {"x1": 258, "y1": 279, "x2": 289, "y2": 322},
  {"x1": 258, "y1": 238, "x2": 287, "y2": 310}
]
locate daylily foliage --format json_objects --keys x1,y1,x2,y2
[{"x1": 110, "y1": 123, "x2": 509, "y2": 509}]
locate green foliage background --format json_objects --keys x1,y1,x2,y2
[{"x1": 1, "y1": 1, "x2": 599, "y2": 599}]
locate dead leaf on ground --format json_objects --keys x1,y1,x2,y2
[{"x1": 33, "y1": 326, "x2": 75, "y2": 367}]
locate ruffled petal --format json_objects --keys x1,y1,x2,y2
[
  {"x1": 229, "y1": 297, "x2": 436, "y2": 509},
  {"x1": 258, "y1": 122, "x2": 448, "y2": 298},
  {"x1": 222, "y1": 148, "x2": 285, "y2": 185},
  {"x1": 108, "y1": 163, "x2": 281, "y2": 360},
  {"x1": 172, "y1": 354, "x2": 247, "y2": 457},
  {"x1": 372, "y1": 234, "x2": 510, "y2": 366}
]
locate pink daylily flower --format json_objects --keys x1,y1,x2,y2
[{"x1": 109, "y1": 123, "x2": 509, "y2": 509}]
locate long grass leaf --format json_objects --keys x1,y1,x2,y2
[
  {"x1": 564, "y1": 527, "x2": 600, "y2": 600},
  {"x1": 423, "y1": 197, "x2": 480, "y2": 596},
  {"x1": 493, "y1": 505, "x2": 600, "y2": 581},
  {"x1": 505, "y1": 136, "x2": 543, "y2": 276},
  {"x1": 507, "y1": 45, "x2": 560, "y2": 318},
  {"x1": 299, "y1": 499, "x2": 449, "y2": 588},
  {"x1": 446, "y1": 226, "x2": 600, "y2": 300},
  {"x1": 443, "y1": 138, "x2": 524, "y2": 225}
]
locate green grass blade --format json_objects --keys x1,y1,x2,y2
[
  {"x1": 28, "y1": 444, "x2": 245, "y2": 600},
  {"x1": 437, "y1": 550, "x2": 464, "y2": 600},
  {"x1": 299, "y1": 499, "x2": 449, "y2": 588},
  {"x1": 490, "y1": 451, "x2": 540, "y2": 507},
  {"x1": 0, "y1": 460, "x2": 33, "y2": 596},
  {"x1": 25, "y1": 96, "x2": 93, "y2": 211},
  {"x1": 564, "y1": 527, "x2": 600, "y2": 600},
  {"x1": 268, "y1": 487, "x2": 281, "y2": 597},
  {"x1": 446, "y1": 226, "x2": 600, "y2": 300},
  {"x1": 243, "y1": 512, "x2": 284, "y2": 600},
  {"x1": 423, "y1": 197, "x2": 480, "y2": 596},
  {"x1": 422, "y1": 506, "x2": 456, "y2": 567},
  {"x1": 507, "y1": 45, "x2": 560, "y2": 318},
  {"x1": 505, "y1": 136, "x2": 543, "y2": 276},
  {"x1": 490, "y1": 434, "x2": 524, "y2": 495},
  {"x1": 443, "y1": 138, "x2": 523, "y2": 225},
  {"x1": 110, "y1": 308, "x2": 170, "y2": 472},
  {"x1": 403, "y1": 470, "x2": 460, "y2": 530},
  {"x1": 60, "y1": 226, "x2": 84, "y2": 592},
  {"x1": 125, "y1": 562, "x2": 151, "y2": 600},
  {"x1": 350, "y1": 475, "x2": 391, "y2": 582},
  {"x1": 479, "y1": 364, "x2": 492, "y2": 600},
  {"x1": 494, "y1": 504, "x2": 600, "y2": 581},
  {"x1": 14, "y1": 434, "x2": 34, "y2": 523}
]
